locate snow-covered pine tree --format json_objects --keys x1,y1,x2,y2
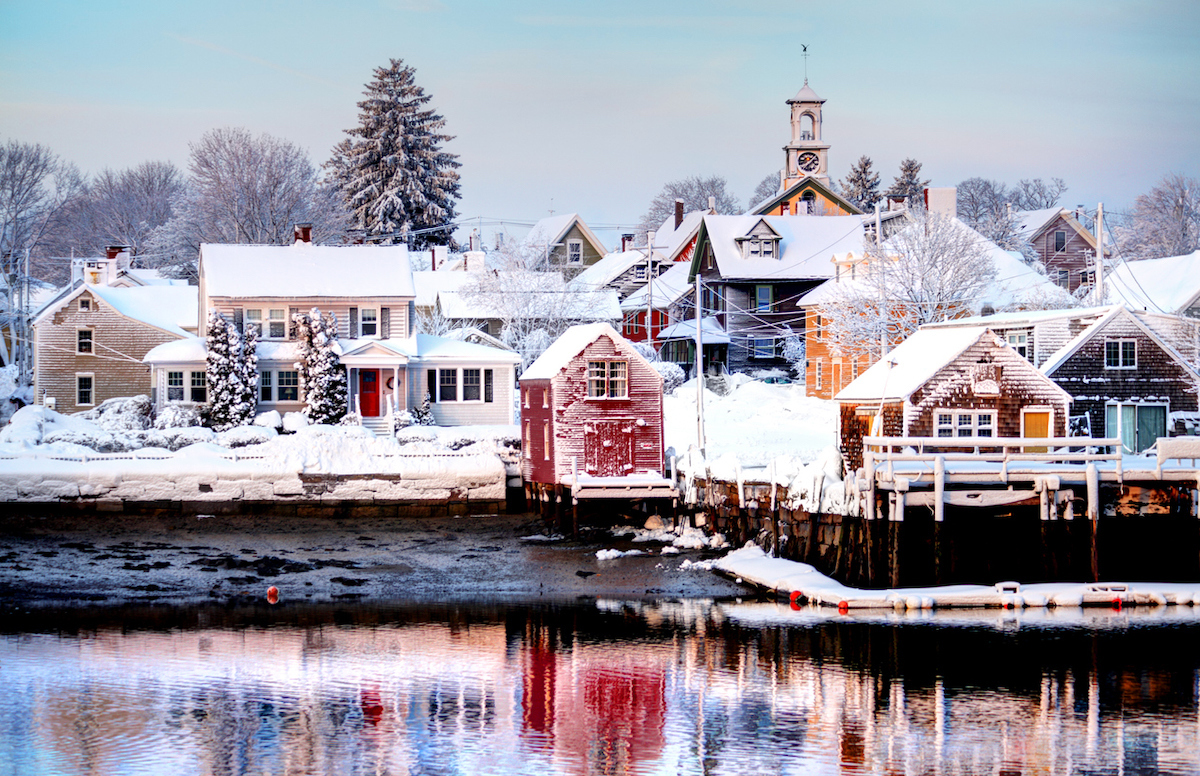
[
  {"x1": 327, "y1": 58, "x2": 461, "y2": 249},
  {"x1": 293, "y1": 308, "x2": 348, "y2": 425},
  {"x1": 411, "y1": 392, "x2": 435, "y2": 426},
  {"x1": 240, "y1": 320, "x2": 259, "y2": 420},
  {"x1": 885, "y1": 158, "x2": 930, "y2": 205},
  {"x1": 205, "y1": 310, "x2": 255, "y2": 431},
  {"x1": 841, "y1": 155, "x2": 881, "y2": 211}
]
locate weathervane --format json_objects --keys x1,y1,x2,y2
[{"x1": 801, "y1": 44, "x2": 809, "y2": 83}]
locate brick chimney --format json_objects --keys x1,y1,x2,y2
[
  {"x1": 621, "y1": 233, "x2": 634, "y2": 252},
  {"x1": 294, "y1": 223, "x2": 313, "y2": 244},
  {"x1": 674, "y1": 198, "x2": 684, "y2": 229}
]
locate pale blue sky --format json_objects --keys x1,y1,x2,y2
[{"x1": 2, "y1": 0, "x2": 1197, "y2": 244}]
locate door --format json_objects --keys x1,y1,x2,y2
[
  {"x1": 1023, "y1": 409, "x2": 1051, "y2": 453},
  {"x1": 361, "y1": 370, "x2": 380, "y2": 417},
  {"x1": 584, "y1": 421, "x2": 635, "y2": 477},
  {"x1": 1106, "y1": 404, "x2": 1167, "y2": 453}
]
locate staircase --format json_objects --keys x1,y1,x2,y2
[{"x1": 360, "y1": 415, "x2": 392, "y2": 436}]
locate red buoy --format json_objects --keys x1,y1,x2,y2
[
  {"x1": 1112, "y1": 597, "x2": 1122, "y2": 610},
  {"x1": 837, "y1": 600, "x2": 849, "y2": 614},
  {"x1": 789, "y1": 590, "x2": 803, "y2": 611},
  {"x1": 267, "y1": 586, "x2": 279, "y2": 605}
]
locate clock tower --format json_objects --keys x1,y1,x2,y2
[{"x1": 782, "y1": 80, "x2": 830, "y2": 190}]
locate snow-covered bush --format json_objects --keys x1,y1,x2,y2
[
  {"x1": 411, "y1": 393, "x2": 435, "y2": 426},
  {"x1": 652, "y1": 361, "x2": 685, "y2": 394},
  {"x1": 253, "y1": 410, "x2": 282, "y2": 430},
  {"x1": 215, "y1": 425, "x2": 276, "y2": 448},
  {"x1": 0, "y1": 405, "x2": 46, "y2": 445},
  {"x1": 155, "y1": 403, "x2": 203, "y2": 429},
  {"x1": 78, "y1": 395, "x2": 154, "y2": 432},
  {"x1": 339, "y1": 411, "x2": 363, "y2": 427},
  {"x1": 632, "y1": 342, "x2": 659, "y2": 362},
  {"x1": 391, "y1": 410, "x2": 414, "y2": 429},
  {"x1": 282, "y1": 412, "x2": 310, "y2": 433},
  {"x1": 142, "y1": 426, "x2": 216, "y2": 451},
  {"x1": 44, "y1": 428, "x2": 138, "y2": 453}
]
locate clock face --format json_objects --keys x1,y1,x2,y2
[{"x1": 797, "y1": 152, "x2": 820, "y2": 173}]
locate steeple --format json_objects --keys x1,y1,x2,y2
[{"x1": 782, "y1": 76, "x2": 830, "y2": 190}]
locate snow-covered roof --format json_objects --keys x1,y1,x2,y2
[
  {"x1": 699, "y1": 214, "x2": 864, "y2": 280},
  {"x1": 1013, "y1": 207, "x2": 1065, "y2": 238},
  {"x1": 411, "y1": 270, "x2": 478, "y2": 307},
  {"x1": 1038, "y1": 305, "x2": 1200, "y2": 380},
  {"x1": 125, "y1": 269, "x2": 189, "y2": 287},
  {"x1": 655, "y1": 210, "x2": 706, "y2": 261},
  {"x1": 143, "y1": 336, "x2": 205, "y2": 364},
  {"x1": 834, "y1": 327, "x2": 992, "y2": 402},
  {"x1": 656, "y1": 316, "x2": 730, "y2": 344},
  {"x1": 411, "y1": 333, "x2": 521, "y2": 363},
  {"x1": 569, "y1": 250, "x2": 649, "y2": 291},
  {"x1": 1106, "y1": 250, "x2": 1200, "y2": 315},
  {"x1": 520, "y1": 322, "x2": 644, "y2": 381},
  {"x1": 621, "y1": 263, "x2": 693, "y2": 312},
  {"x1": 520, "y1": 213, "x2": 608, "y2": 256},
  {"x1": 441, "y1": 326, "x2": 515, "y2": 351},
  {"x1": 922, "y1": 305, "x2": 1113, "y2": 330},
  {"x1": 438, "y1": 289, "x2": 621, "y2": 322},
  {"x1": 34, "y1": 283, "x2": 198, "y2": 338},
  {"x1": 201, "y1": 241, "x2": 414, "y2": 298},
  {"x1": 145, "y1": 333, "x2": 522, "y2": 367}
]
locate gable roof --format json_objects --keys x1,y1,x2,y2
[
  {"x1": 411, "y1": 270, "x2": 478, "y2": 307},
  {"x1": 437, "y1": 289, "x2": 621, "y2": 322},
  {"x1": 569, "y1": 250, "x2": 651, "y2": 291},
  {"x1": 1014, "y1": 207, "x2": 1100, "y2": 253},
  {"x1": 921, "y1": 305, "x2": 1113, "y2": 330},
  {"x1": 521, "y1": 213, "x2": 608, "y2": 256},
  {"x1": 201, "y1": 241, "x2": 414, "y2": 298},
  {"x1": 749, "y1": 175, "x2": 863, "y2": 217},
  {"x1": 834, "y1": 326, "x2": 992, "y2": 402},
  {"x1": 654, "y1": 209, "x2": 707, "y2": 261},
  {"x1": 656, "y1": 316, "x2": 730, "y2": 344},
  {"x1": 621, "y1": 263, "x2": 693, "y2": 312},
  {"x1": 1107, "y1": 250, "x2": 1200, "y2": 315},
  {"x1": 34, "y1": 283, "x2": 198, "y2": 338},
  {"x1": 690, "y1": 214, "x2": 865, "y2": 282},
  {"x1": 1039, "y1": 305, "x2": 1200, "y2": 380},
  {"x1": 520, "y1": 322, "x2": 647, "y2": 381}
]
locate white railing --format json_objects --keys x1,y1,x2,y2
[{"x1": 863, "y1": 436, "x2": 1123, "y2": 466}]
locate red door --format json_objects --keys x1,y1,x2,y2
[
  {"x1": 584, "y1": 421, "x2": 634, "y2": 476},
  {"x1": 361, "y1": 370, "x2": 380, "y2": 417}
]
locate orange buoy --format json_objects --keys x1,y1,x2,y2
[
  {"x1": 789, "y1": 590, "x2": 803, "y2": 611},
  {"x1": 267, "y1": 586, "x2": 279, "y2": 605},
  {"x1": 837, "y1": 600, "x2": 849, "y2": 614}
]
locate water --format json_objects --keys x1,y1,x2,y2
[{"x1": 2, "y1": 600, "x2": 1199, "y2": 775}]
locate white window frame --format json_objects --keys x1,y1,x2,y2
[
  {"x1": 524, "y1": 420, "x2": 531, "y2": 459},
  {"x1": 439, "y1": 368, "x2": 458, "y2": 402},
  {"x1": 634, "y1": 264, "x2": 647, "y2": 281},
  {"x1": 543, "y1": 421, "x2": 550, "y2": 460},
  {"x1": 266, "y1": 308, "x2": 287, "y2": 339},
  {"x1": 462, "y1": 368, "x2": 482, "y2": 402},
  {"x1": 1105, "y1": 339, "x2": 1136, "y2": 369},
  {"x1": 946, "y1": 409, "x2": 996, "y2": 438},
  {"x1": 259, "y1": 370, "x2": 272, "y2": 403},
  {"x1": 1054, "y1": 230, "x2": 1067, "y2": 252},
  {"x1": 815, "y1": 361, "x2": 822, "y2": 390},
  {"x1": 750, "y1": 337, "x2": 775, "y2": 359},
  {"x1": 76, "y1": 373, "x2": 95, "y2": 406},
  {"x1": 275, "y1": 370, "x2": 300, "y2": 402},
  {"x1": 1106, "y1": 401, "x2": 1168, "y2": 454},
  {"x1": 78, "y1": 297, "x2": 91, "y2": 312},
  {"x1": 360, "y1": 307, "x2": 379, "y2": 338},
  {"x1": 245, "y1": 308, "x2": 263, "y2": 334},
  {"x1": 76, "y1": 328, "x2": 94, "y2": 355},
  {"x1": 566, "y1": 239, "x2": 583, "y2": 265},
  {"x1": 190, "y1": 371, "x2": 208, "y2": 403},
  {"x1": 166, "y1": 371, "x2": 185, "y2": 402},
  {"x1": 587, "y1": 360, "x2": 628, "y2": 399},
  {"x1": 755, "y1": 285, "x2": 773, "y2": 313},
  {"x1": 1005, "y1": 330, "x2": 1031, "y2": 361}
]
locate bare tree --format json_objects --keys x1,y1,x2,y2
[
  {"x1": 1116, "y1": 173, "x2": 1199, "y2": 260},
  {"x1": 955, "y1": 177, "x2": 1008, "y2": 225},
  {"x1": 638, "y1": 175, "x2": 740, "y2": 236},
  {"x1": 822, "y1": 210, "x2": 999, "y2": 359},
  {"x1": 148, "y1": 128, "x2": 348, "y2": 280},
  {"x1": 1008, "y1": 177, "x2": 1067, "y2": 211},
  {"x1": 748, "y1": 173, "x2": 781, "y2": 210}
]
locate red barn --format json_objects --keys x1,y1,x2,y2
[{"x1": 520, "y1": 323, "x2": 665, "y2": 488}]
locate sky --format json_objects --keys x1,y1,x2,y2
[{"x1": 2, "y1": 0, "x2": 1198, "y2": 247}]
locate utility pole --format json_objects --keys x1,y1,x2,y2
[
  {"x1": 645, "y1": 230, "x2": 655, "y2": 348},
  {"x1": 695, "y1": 272, "x2": 705, "y2": 452},
  {"x1": 1095, "y1": 202, "x2": 1105, "y2": 303}
]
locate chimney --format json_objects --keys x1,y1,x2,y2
[
  {"x1": 707, "y1": 195, "x2": 716, "y2": 212},
  {"x1": 674, "y1": 198, "x2": 684, "y2": 229},
  {"x1": 924, "y1": 187, "x2": 957, "y2": 219},
  {"x1": 293, "y1": 223, "x2": 313, "y2": 244},
  {"x1": 104, "y1": 246, "x2": 126, "y2": 260},
  {"x1": 464, "y1": 251, "x2": 485, "y2": 272},
  {"x1": 621, "y1": 233, "x2": 634, "y2": 252}
]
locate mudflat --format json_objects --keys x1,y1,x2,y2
[{"x1": 0, "y1": 509, "x2": 743, "y2": 611}]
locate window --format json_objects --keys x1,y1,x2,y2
[
  {"x1": 1106, "y1": 403, "x2": 1166, "y2": 454},
  {"x1": 1006, "y1": 330, "x2": 1031, "y2": 361},
  {"x1": 76, "y1": 329, "x2": 93, "y2": 354},
  {"x1": 277, "y1": 371, "x2": 299, "y2": 401},
  {"x1": 587, "y1": 361, "x2": 628, "y2": 398},
  {"x1": 755, "y1": 285, "x2": 772, "y2": 313},
  {"x1": 1054, "y1": 231, "x2": 1067, "y2": 252},
  {"x1": 761, "y1": 239, "x2": 775, "y2": 259},
  {"x1": 939, "y1": 410, "x2": 996, "y2": 438},
  {"x1": 76, "y1": 374, "x2": 93, "y2": 406},
  {"x1": 1105, "y1": 339, "x2": 1136, "y2": 369},
  {"x1": 1056, "y1": 269, "x2": 1070, "y2": 288},
  {"x1": 751, "y1": 337, "x2": 775, "y2": 359},
  {"x1": 852, "y1": 359, "x2": 859, "y2": 380},
  {"x1": 167, "y1": 371, "x2": 184, "y2": 402},
  {"x1": 567, "y1": 239, "x2": 583, "y2": 265},
  {"x1": 815, "y1": 361, "x2": 823, "y2": 390},
  {"x1": 439, "y1": 369, "x2": 458, "y2": 401},
  {"x1": 190, "y1": 371, "x2": 207, "y2": 403},
  {"x1": 814, "y1": 314, "x2": 822, "y2": 340},
  {"x1": 542, "y1": 387, "x2": 549, "y2": 408},
  {"x1": 484, "y1": 370, "x2": 494, "y2": 403},
  {"x1": 267, "y1": 309, "x2": 286, "y2": 339},
  {"x1": 523, "y1": 388, "x2": 529, "y2": 408},
  {"x1": 702, "y1": 285, "x2": 724, "y2": 314},
  {"x1": 524, "y1": 421, "x2": 531, "y2": 459},
  {"x1": 543, "y1": 422, "x2": 550, "y2": 460},
  {"x1": 463, "y1": 368, "x2": 481, "y2": 401},
  {"x1": 635, "y1": 264, "x2": 647, "y2": 280},
  {"x1": 245, "y1": 309, "x2": 263, "y2": 335},
  {"x1": 79, "y1": 298, "x2": 90, "y2": 312},
  {"x1": 260, "y1": 370, "x2": 272, "y2": 402},
  {"x1": 360, "y1": 308, "x2": 378, "y2": 337}
]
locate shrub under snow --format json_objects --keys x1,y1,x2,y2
[
  {"x1": 215, "y1": 425, "x2": 277, "y2": 448},
  {"x1": 653, "y1": 361, "x2": 685, "y2": 394},
  {"x1": 77, "y1": 395, "x2": 154, "y2": 432},
  {"x1": 155, "y1": 403, "x2": 203, "y2": 430}
]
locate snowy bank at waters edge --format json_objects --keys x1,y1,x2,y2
[
  {"x1": 715, "y1": 545, "x2": 1200, "y2": 609},
  {"x1": 0, "y1": 405, "x2": 513, "y2": 503}
]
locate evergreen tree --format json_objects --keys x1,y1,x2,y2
[
  {"x1": 885, "y1": 158, "x2": 930, "y2": 205},
  {"x1": 293, "y1": 308, "x2": 348, "y2": 425},
  {"x1": 841, "y1": 155, "x2": 881, "y2": 211},
  {"x1": 411, "y1": 392, "x2": 436, "y2": 426},
  {"x1": 206, "y1": 310, "x2": 255, "y2": 431},
  {"x1": 240, "y1": 320, "x2": 259, "y2": 419},
  {"x1": 328, "y1": 58, "x2": 461, "y2": 249}
]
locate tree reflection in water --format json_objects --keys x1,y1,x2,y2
[{"x1": 1, "y1": 601, "x2": 1198, "y2": 774}]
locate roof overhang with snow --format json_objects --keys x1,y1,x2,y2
[{"x1": 201, "y1": 242, "x2": 414, "y2": 298}]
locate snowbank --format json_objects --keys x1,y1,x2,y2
[{"x1": 715, "y1": 544, "x2": 1200, "y2": 610}]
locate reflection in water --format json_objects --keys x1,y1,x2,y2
[{"x1": 1, "y1": 601, "x2": 1199, "y2": 775}]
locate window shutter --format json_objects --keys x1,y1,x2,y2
[
  {"x1": 427, "y1": 368, "x2": 437, "y2": 403},
  {"x1": 381, "y1": 307, "x2": 390, "y2": 338},
  {"x1": 349, "y1": 307, "x2": 359, "y2": 338},
  {"x1": 484, "y1": 369, "x2": 493, "y2": 403},
  {"x1": 288, "y1": 307, "x2": 299, "y2": 339},
  {"x1": 233, "y1": 308, "x2": 244, "y2": 333}
]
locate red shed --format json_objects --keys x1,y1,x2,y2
[{"x1": 520, "y1": 323, "x2": 665, "y2": 487}]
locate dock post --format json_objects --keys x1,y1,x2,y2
[
  {"x1": 934, "y1": 456, "x2": 945, "y2": 523},
  {"x1": 864, "y1": 451, "x2": 876, "y2": 522},
  {"x1": 1086, "y1": 463, "x2": 1100, "y2": 521},
  {"x1": 770, "y1": 460, "x2": 779, "y2": 557}
]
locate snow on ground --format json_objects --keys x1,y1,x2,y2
[
  {"x1": 664, "y1": 375, "x2": 837, "y2": 468},
  {"x1": 716, "y1": 544, "x2": 1200, "y2": 610}
]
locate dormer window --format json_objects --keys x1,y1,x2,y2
[{"x1": 738, "y1": 219, "x2": 782, "y2": 260}]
